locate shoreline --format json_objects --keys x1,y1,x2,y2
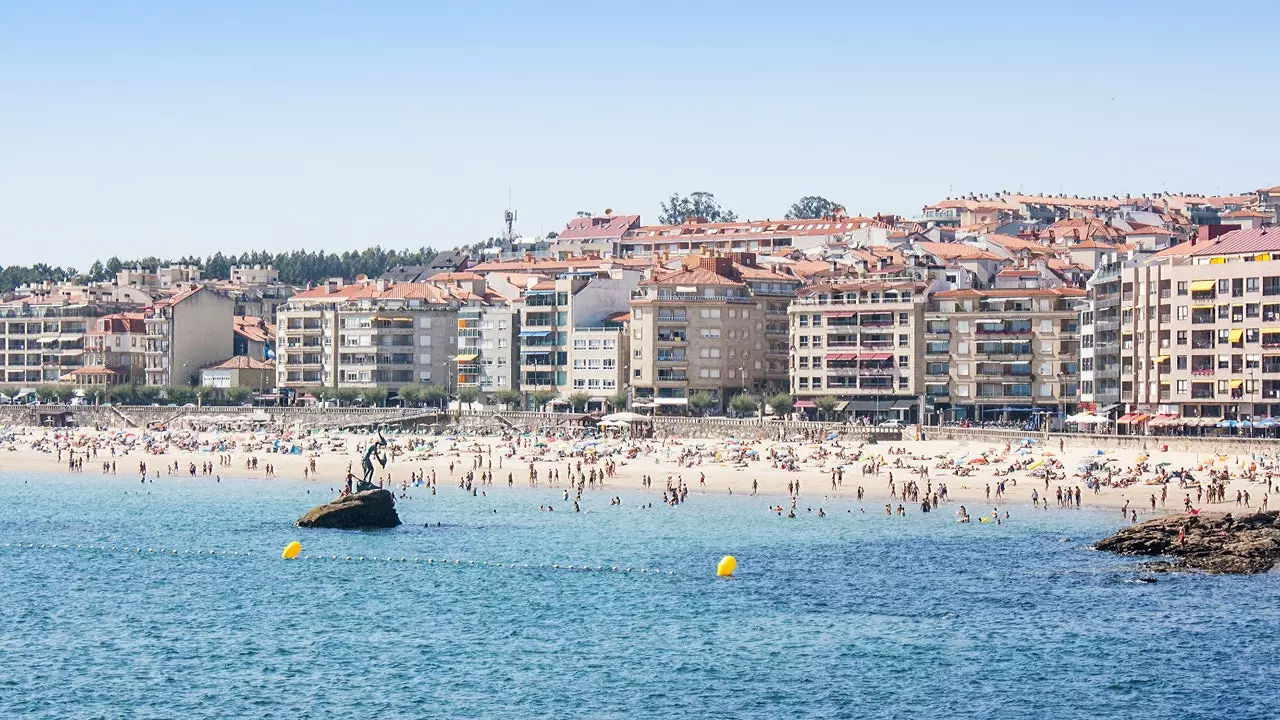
[{"x1": 1, "y1": 425, "x2": 1275, "y2": 521}]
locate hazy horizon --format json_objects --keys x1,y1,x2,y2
[{"x1": 3, "y1": 0, "x2": 1278, "y2": 266}]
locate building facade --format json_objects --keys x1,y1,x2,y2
[
  {"x1": 789, "y1": 279, "x2": 929, "y2": 422},
  {"x1": 925, "y1": 287, "x2": 1082, "y2": 423},
  {"x1": 275, "y1": 279, "x2": 464, "y2": 392},
  {"x1": 630, "y1": 253, "x2": 797, "y2": 413},
  {"x1": 143, "y1": 287, "x2": 236, "y2": 387},
  {"x1": 1111, "y1": 228, "x2": 1280, "y2": 428}
]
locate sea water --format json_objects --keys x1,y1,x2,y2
[{"x1": 1, "y1": 471, "x2": 1277, "y2": 719}]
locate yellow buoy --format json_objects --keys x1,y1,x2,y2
[
  {"x1": 281, "y1": 541, "x2": 302, "y2": 560},
  {"x1": 717, "y1": 555, "x2": 737, "y2": 577}
]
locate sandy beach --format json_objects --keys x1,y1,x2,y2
[{"x1": 3, "y1": 423, "x2": 1275, "y2": 521}]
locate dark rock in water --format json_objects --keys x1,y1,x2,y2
[
  {"x1": 1095, "y1": 511, "x2": 1280, "y2": 575},
  {"x1": 297, "y1": 489, "x2": 401, "y2": 529}
]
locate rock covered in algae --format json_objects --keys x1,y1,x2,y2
[
  {"x1": 1095, "y1": 510, "x2": 1280, "y2": 574},
  {"x1": 297, "y1": 488, "x2": 401, "y2": 529}
]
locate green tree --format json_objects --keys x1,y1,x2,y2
[
  {"x1": 332, "y1": 388, "x2": 361, "y2": 406},
  {"x1": 768, "y1": 393, "x2": 795, "y2": 417},
  {"x1": 565, "y1": 391, "x2": 592, "y2": 413},
  {"x1": 362, "y1": 387, "x2": 389, "y2": 407},
  {"x1": 135, "y1": 385, "x2": 161, "y2": 405},
  {"x1": 814, "y1": 395, "x2": 840, "y2": 420},
  {"x1": 605, "y1": 392, "x2": 628, "y2": 411},
  {"x1": 530, "y1": 389, "x2": 557, "y2": 410},
  {"x1": 51, "y1": 385, "x2": 76, "y2": 403},
  {"x1": 659, "y1": 191, "x2": 737, "y2": 225},
  {"x1": 422, "y1": 385, "x2": 449, "y2": 410},
  {"x1": 785, "y1": 196, "x2": 843, "y2": 220},
  {"x1": 728, "y1": 393, "x2": 758, "y2": 418},
  {"x1": 687, "y1": 391, "x2": 715, "y2": 416},
  {"x1": 225, "y1": 387, "x2": 253, "y2": 405},
  {"x1": 166, "y1": 386, "x2": 195, "y2": 404},
  {"x1": 493, "y1": 388, "x2": 522, "y2": 408},
  {"x1": 396, "y1": 385, "x2": 422, "y2": 407},
  {"x1": 456, "y1": 386, "x2": 480, "y2": 406}
]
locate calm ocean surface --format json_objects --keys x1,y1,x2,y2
[{"x1": 2, "y1": 470, "x2": 1277, "y2": 719}]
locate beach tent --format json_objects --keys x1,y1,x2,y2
[
  {"x1": 601, "y1": 412, "x2": 651, "y2": 424},
  {"x1": 1066, "y1": 412, "x2": 1111, "y2": 425}
]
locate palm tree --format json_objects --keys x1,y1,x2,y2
[{"x1": 605, "y1": 392, "x2": 628, "y2": 411}]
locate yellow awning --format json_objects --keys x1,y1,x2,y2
[
  {"x1": 1229, "y1": 329, "x2": 1244, "y2": 343},
  {"x1": 1191, "y1": 305, "x2": 1215, "y2": 310},
  {"x1": 1230, "y1": 379, "x2": 1243, "y2": 389},
  {"x1": 1264, "y1": 329, "x2": 1280, "y2": 335},
  {"x1": 454, "y1": 353, "x2": 479, "y2": 363},
  {"x1": 1155, "y1": 355, "x2": 1170, "y2": 363},
  {"x1": 1189, "y1": 280, "x2": 1216, "y2": 291}
]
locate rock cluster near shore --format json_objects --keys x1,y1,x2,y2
[
  {"x1": 297, "y1": 489, "x2": 401, "y2": 529},
  {"x1": 1095, "y1": 511, "x2": 1280, "y2": 574}
]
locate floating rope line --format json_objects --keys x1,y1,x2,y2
[{"x1": 0, "y1": 542, "x2": 675, "y2": 575}]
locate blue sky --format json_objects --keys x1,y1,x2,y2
[{"x1": 2, "y1": 1, "x2": 1278, "y2": 266}]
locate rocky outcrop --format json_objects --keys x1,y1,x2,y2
[
  {"x1": 1095, "y1": 511, "x2": 1280, "y2": 574},
  {"x1": 297, "y1": 489, "x2": 401, "y2": 529}
]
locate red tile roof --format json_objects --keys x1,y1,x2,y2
[
  {"x1": 933, "y1": 287, "x2": 1085, "y2": 298},
  {"x1": 205, "y1": 356, "x2": 276, "y2": 371},
  {"x1": 1189, "y1": 228, "x2": 1280, "y2": 257},
  {"x1": 557, "y1": 214, "x2": 641, "y2": 240}
]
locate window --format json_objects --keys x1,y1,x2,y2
[
  {"x1": 1248, "y1": 277, "x2": 1260, "y2": 292},
  {"x1": 899, "y1": 312, "x2": 909, "y2": 325},
  {"x1": 1218, "y1": 279, "x2": 1230, "y2": 294},
  {"x1": 1177, "y1": 306, "x2": 1188, "y2": 320},
  {"x1": 1177, "y1": 355, "x2": 1187, "y2": 370},
  {"x1": 1177, "y1": 380, "x2": 1187, "y2": 394},
  {"x1": 1177, "y1": 330, "x2": 1187, "y2": 345},
  {"x1": 700, "y1": 308, "x2": 721, "y2": 319},
  {"x1": 698, "y1": 348, "x2": 722, "y2": 359},
  {"x1": 700, "y1": 328, "x2": 721, "y2": 339},
  {"x1": 1247, "y1": 303, "x2": 1259, "y2": 318},
  {"x1": 898, "y1": 355, "x2": 909, "y2": 367},
  {"x1": 1177, "y1": 281, "x2": 1187, "y2": 296},
  {"x1": 898, "y1": 334, "x2": 909, "y2": 347},
  {"x1": 898, "y1": 376, "x2": 909, "y2": 389}
]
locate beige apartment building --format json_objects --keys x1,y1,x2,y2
[
  {"x1": 275, "y1": 279, "x2": 463, "y2": 392},
  {"x1": 143, "y1": 287, "x2": 236, "y2": 387},
  {"x1": 630, "y1": 253, "x2": 797, "y2": 413},
  {"x1": 0, "y1": 299, "x2": 94, "y2": 385},
  {"x1": 924, "y1": 287, "x2": 1082, "y2": 424},
  {"x1": 517, "y1": 270, "x2": 637, "y2": 410},
  {"x1": 1112, "y1": 228, "x2": 1280, "y2": 429},
  {"x1": 788, "y1": 279, "x2": 929, "y2": 421},
  {"x1": 75, "y1": 312, "x2": 147, "y2": 387}
]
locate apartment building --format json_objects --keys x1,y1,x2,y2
[
  {"x1": 788, "y1": 279, "x2": 929, "y2": 422},
  {"x1": 620, "y1": 217, "x2": 891, "y2": 258},
  {"x1": 1112, "y1": 228, "x2": 1280, "y2": 428},
  {"x1": 518, "y1": 270, "x2": 637, "y2": 409},
  {"x1": 0, "y1": 298, "x2": 95, "y2": 385},
  {"x1": 455, "y1": 302, "x2": 518, "y2": 393},
  {"x1": 77, "y1": 312, "x2": 147, "y2": 387},
  {"x1": 143, "y1": 287, "x2": 235, "y2": 387},
  {"x1": 924, "y1": 287, "x2": 1083, "y2": 422},
  {"x1": 549, "y1": 213, "x2": 641, "y2": 258},
  {"x1": 630, "y1": 253, "x2": 798, "y2": 413},
  {"x1": 275, "y1": 279, "x2": 463, "y2": 391}
]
